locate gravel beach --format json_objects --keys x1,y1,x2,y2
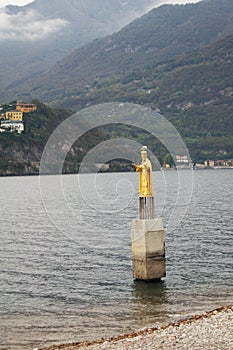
[{"x1": 40, "y1": 305, "x2": 233, "y2": 350}]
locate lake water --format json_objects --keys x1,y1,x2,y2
[{"x1": 0, "y1": 170, "x2": 232, "y2": 350}]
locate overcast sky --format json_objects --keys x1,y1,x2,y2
[
  {"x1": 0, "y1": 0, "x2": 32, "y2": 6},
  {"x1": 0, "y1": 0, "x2": 202, "y2": 8},
  {"x1": 0, "y1": 0, "x2": 203, "y2": 42}
]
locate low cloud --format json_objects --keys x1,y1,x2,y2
[{"x1": 0, "y1": 9, "x2": 68, "y2": 41}]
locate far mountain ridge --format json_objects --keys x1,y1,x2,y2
[
  {"x1": 0, "y1": 0, "x2": 159, "y2": 96},
  {"x1": 4, "y1": 0, "x2": 233, "y2": 104}
]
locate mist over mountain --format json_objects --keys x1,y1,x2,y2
[
  {"x1": 0, "y1": 0, "x2": 161, "y2": 93},
  {"x1": 4, "y1": 0, "x2": 233, "y2": 104}
]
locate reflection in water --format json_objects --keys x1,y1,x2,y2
[
  {"x1": 131, "y1": 280, "x2": 170, "y2": 329},
  {"x1": 133, "y1": 280, "x2": 167, "y2": 304}
]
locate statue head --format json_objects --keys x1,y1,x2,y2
[{"x1": 141, "y1": 146, "x2": 147, "y2": 161}]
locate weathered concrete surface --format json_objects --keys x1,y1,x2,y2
[{"x1": 131, "y1": 218, "x2": 165, "y2": 280}]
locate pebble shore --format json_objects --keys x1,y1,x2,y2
[{"x1": 40, "y1": 305, "x2": 233, "y2": 350}]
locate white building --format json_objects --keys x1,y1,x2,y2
[
  {"x1": 0, "y1": 120, "x2": 24, "y2": 134},
  {"x1": 175, "y1": 155, "x2": 192, "y2": 168}
]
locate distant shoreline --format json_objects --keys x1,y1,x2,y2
[
  {"x1": 0, "y1": 168, "x2": 186, "y2": 178},
  {"x1": 1, "y1": 167, "x2": 233, "y2": 178}
]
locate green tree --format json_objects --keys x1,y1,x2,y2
[{"x1": 163, "y1": 153, "x2": 174, "y2": 167}]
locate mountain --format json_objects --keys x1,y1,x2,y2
[
  {"x1": 0, "y1": 0, "x2": 232, "y2": 175},
  {"x1": 1, "y1": 34, "x2": 232, "y2": 176},
  {"x1": 5, "y1": 0, "x2": 233, "y2": 104},
  {"x1": 62, "y1": 33, "x2": 232, "y2": 162},
  {"x1": 0, "y1": 0, "x2": 160, "y2": 95}
]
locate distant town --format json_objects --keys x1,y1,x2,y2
[
  {"x1": 162, "y1": 157, "x2": 233, "y2": 170},
  {"x1": 193, "y1": 159, "x2": 233, "y2": 170},
  {"x1": 0, "y1": 101, "x2": 37, "y2": 134}
]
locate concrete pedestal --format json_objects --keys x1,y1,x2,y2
[{"x1": 131, "y1": 218, "x2": 166, "y2": 280}]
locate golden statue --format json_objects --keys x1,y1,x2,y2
[{"x1": 133, "y1": 146, "x2": 153, "y2": 197}]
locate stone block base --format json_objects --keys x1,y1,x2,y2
[{"x1": 131, "y1": 218, "x2": 166, "y2": 280}]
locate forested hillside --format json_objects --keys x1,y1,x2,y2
[
  {"x1": 0, "y1": 102, "x2": 70, "y2": 175},
  {"x1": 60, "y1": 34, "x2": 233, "y2": 162},
  {"x1": 0, "y1": 101, "x2": 116, "y2": 176}
]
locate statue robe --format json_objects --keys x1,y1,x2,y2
[{"x1": 135, "y1": 158, "x2": 153, "y2": 197}]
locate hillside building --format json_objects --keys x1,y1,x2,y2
[
  {"x1": 0, "y1": 100, "x2": 36, "y2": 134},
  {"x1": 0, "y1": 120, "x2": 24, "y2": 134},
  {"x1": 6, "y1": 111, "x2": 23, "y2": 121},
  {"x1": 205, "y1": 159, "x2": 233, "y2": 167},
  {"x1": 16, "y1": 102, "x2": 37, "y2": 113},
  {"x1": 204, "y1": 160, "x2": 215, "y2": 167},
  {"x1": 175, "y1": 155, "x2": 192, "y2": 168}
]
